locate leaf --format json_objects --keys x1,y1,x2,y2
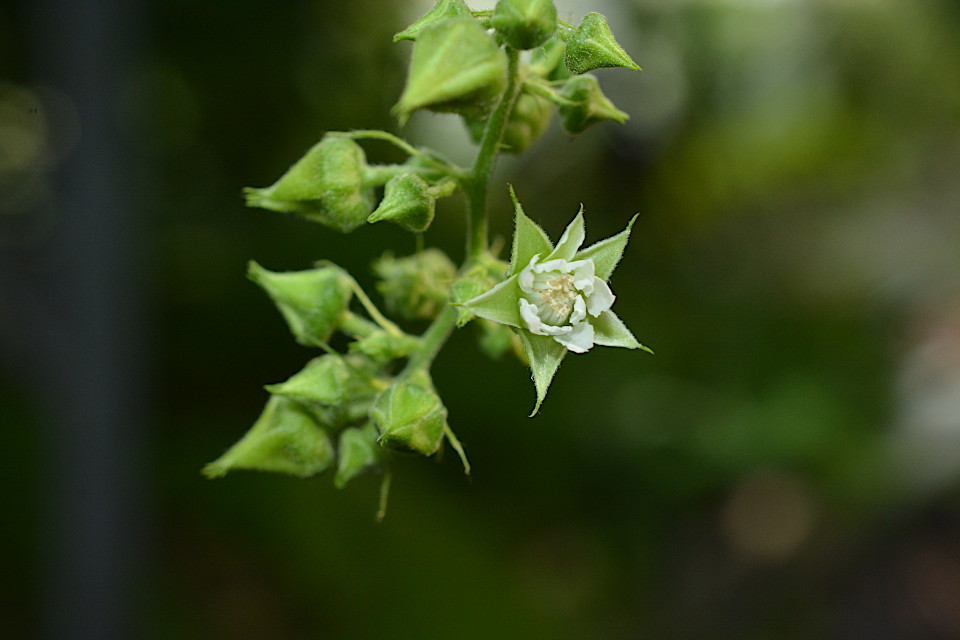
[
  {"x1": 516, "y1": 330, "x2": 568, "y2": 416},
  {"x1": 508, "y1": 185, "x2": 553, "y2": 275},
  {"x1": 575, "y1": 213, "x2": 637, "y2": 281}
]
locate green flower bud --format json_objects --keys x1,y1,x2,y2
[
  {"x1": 349, "y1": 331, "x2": 420, "y2": 364},
  {"x1": 564, "y1": 12, "x2": 640, "y2": 75},
  {"x1": 334, "y1": 424, "x2": 380, "y2": 489},
  {"x1": 373, "y1": 249, "x2": 456, "y2": 321},
  {"x1": 501, "y1": 90, "x2": 553, "y2": 153},
  {"x1": 394, "y1": 18, "x2": 508, "y2": 124},
  {"x1": 368, "y1": 173, "x2": 435, "y2": 232},
  {"x1": 244, "y1": 135, "x2": 374, "y2": 232},
  {"x1": 265, "y1": 354, "x2": 382, "y2": 427},
  {"x1": 393, "y1": 0, "x2": 472, "y2": 42},
  {"x1": 203, "y1": 396, "x2": 333, "y2": 479},
  {"x1": 558, "y1": 74, "x2": 629, "y2": 135},
  {"x1": 248, "y1": 261, "x2": 353, "y2": 347},
  {"x1": 492, "y1": 0, "x2": 557, "y2": 50},
  {"x1": 372, "y1": 372, "x2": 447, "y2": 456},
  {"x1": 530, "y1": 37, "x2": 569, "y2": 80}
]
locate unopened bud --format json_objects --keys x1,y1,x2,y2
[
  {"x1": 558, "y1": 74, "x2": 629, "y2": 134},
  {"x1": 372, "y1": 373, "x2": 447, "y2": 456},
  {"x1": 334, "y1": 424, "x2": 380, "y2": 489},
  {"x1": 564, "y1": 12, "x2": 639, "y2": 75},
  {"x1": 368, "y1": 173, "x2": 435, "y2": 232},
  {"x1": 394, "y1": 0, "x2": 472, "y2": 42},
  {"x1": 373, "y1": 249, "x2": 456, "y2": 321},
  {"x1": 492, "y1": 0, "x2": 557, "y2": 51}
]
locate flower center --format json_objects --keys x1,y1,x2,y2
[{"x1": 535, "y1": 273, "x2": 577, "y2": 325}]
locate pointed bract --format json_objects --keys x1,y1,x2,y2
[
  {"x1": 564, "y1": 12, "x2": 640, "y2": 75},
  {"x1": 334, "y1": 424, "x2": 380, "y2": 489},
  {"x1": 591, "y1": 310, "x2": 651, "y2": 351},
  {"x1": 516, "y1": 330, "x2": 568, "y2": 415},
  {"x1": 575, "y1": 213, "x2": 638, "y2": 281},
  {"x1": 394, "y1": 0, "x2": 472, "y2": 42},
  {"x1": 508, "y1": 186, "x2": 553, "y2": 275},
  {"x1": 462, "y1": 274, "x2": 524, "y2": 328}
]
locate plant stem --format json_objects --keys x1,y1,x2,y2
[{"x1": 464, "y1": 47, "x2": 521, "y2": 262}]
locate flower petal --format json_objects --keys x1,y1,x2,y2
[
  {"x1": 586, "y1": 277, "x2": 615, "y2": 316},
  {"x1": 462, "y1": 274, "x2": 524, "y2": 328},
  {"x1": 519, "y1": 298, "x2": 543, "y2": 332},
  {"x1": 554, "y1": 321, "x2": 594, "y2": 353},
  {"x1": 518, "y1": 254, "x2": 540, "y2": 293},
  {"x1": 508, "y1": 186, "x2": 553, "y2": 275},
  {"x1": 591, "y1": 310, "x2": 652, "y2": 352},
  {"x1": 570, "y1": 295, "x2": 587, "y2": 324},
  {"x1": 575, "y1": 213, "x2": 637, "y2": 281},
  {"x1": 546, "y1": 205, "x2": 585, "y2": 262},
  {"x1": 570, "y1": 259, "x2": 595, "y2": 292}
]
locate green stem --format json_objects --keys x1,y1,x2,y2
[
  {"x1": 403, "y1": 306, "x2": 458, "y2": 374},
  {"x1": 464, "y1": 47, "x2": 522, "y2": 261}
]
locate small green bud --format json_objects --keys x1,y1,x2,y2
[
  {"x1": 564, "y1": 12, "x2": 640, "y2": 75},
  {"x1": 529, "y1": 37, "x2": 569, "y2": 80},
  {"x1": 394, "y1": 18, "x2": 508, "y2": 124},
  {"x1": 265, "y1": 355, "x2": 382, "y2": 428},
  {"x1": 373, "y1": 249, "x2": 456, "y2": 321},
  {"x1": 558, "y1": 74, "x2": 629, "y2": 134},
  {"x1": 393, "y1": 0, "x2": 472, "y2": 42},
  {"x1": 248, "y1": 261, "x2": 353, "y2": 347},
  {"x1": 203, "y1": 396, "x2": 333, "y2": 479},
  {"x1": 335, "y1": 424, "x2": 381, "y2": 489},
  {"x1": 244, "y1": 135, "x2": 374, "y2": 232},
  {"x1": 349, "y1": 331, "x2": 420, "y2": 363},
  {"x1": 372, "y1": 372, "x2": 447, "y2": 456},
  {"x1": 368, "y1": 173, "x2": 435, "y2": 232},
  {"x1": 492, "y1": 0, "x2": 557, "y2": 50},
  {"x1": 501, "y1": 90, "x2": 553, "y2": 153}
]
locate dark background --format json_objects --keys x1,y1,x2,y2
[{"x1": 2, "y1": 0, "x2": 960, "y2": 638}]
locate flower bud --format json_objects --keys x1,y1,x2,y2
[
  {"x1": 371, "y1": 373, "x2": 447, "y2": 456},
  {"x1": 265, "y1": 354, "x2": 382, "y2": 427},
  {"x1": 349, "y1": 331, "x2": 420, "y2": 364},
  {"x1": 558, "y1": 74, "x2": 628, "y2": 134},
  {"x1": 501, "y1": 90, "x2": 553, "y2": 153},
  {"x1": 248, "y1": 261, "x2": 353, "y2": 347},
  {"x1": 203, "y1": 396, "x2": 333, "y2": 479},
  {"x1": 564, "y1": 12, "x2": 640, "y2": 75},
  {"x1": 530, "y1": 37, "x2": 569, "y2": 80},
  {"x1": 334, "y1": 424, "x2": 380, "y2": 489},
  {"x1": 373, "y1": 249, "x2": 456, "y2": 321},
  {"x1": 244, "y1": 135, "x2": 374, "y2": 232},
  {"x1": 394, "y1": 18, "x2": 508, "y2": 124},
  {"x1": 367, "y1": 173, "x2": 435, "y2": 232},
  {"x1": 393, "y1": 0, "x2": 472, "y2": 42},
  {"x1": 492, "y1": 0, "x2": 557, "y2": 51}
]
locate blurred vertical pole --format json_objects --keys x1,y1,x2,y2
[{"x1": 16, "y1": 0, "x2": 150, "y2": 638}]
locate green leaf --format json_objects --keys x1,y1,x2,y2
[
  {"x1": 575, "y1": 213, "x2": 637, "y2": 281},
  {"x1": 516, "y1": 330, "x2": 567, "y2": 415},
  {"x1": 203, "y1": 396, "x2": 333, "y2": 479},
  {"x1": 592, "y1": 310, "x2": 651, "y2": 352},
  {"x1": 247, "y1": 261, "x2": 353, "y2": 347},
  {"x1": 334, "y1": 424, "x2": 380, "y2": 489},
  {"x1": 394, "y1": 18, "x2": 508, "y2": 124},
  {"x1": 462, "y1": 274, "x2": 524, "y2": 328},
  {"x1": 545, "y1": 206, "x2": 585, "y2": 261},
  {"x1": 564, "y1": 12, "x2": 640, "y2": 75},
  {"x1": 509, "y1": 185, "x2": 553, "y2": 274},
  {"x1": 394, "y1": 0, "x2": 472, "y2": 42}
]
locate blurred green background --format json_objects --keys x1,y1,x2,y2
[{"x1": 3, "y1": 0, "x2": 960, "y2": 638}]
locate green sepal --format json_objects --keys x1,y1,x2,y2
[
  {"x1": 575, "y1": 213, "x2": 637, "y2": 281},
  {"x1": 394, "y1": 18, "x2": 508, "y2": 124},
  {"x1": 507, "y1": 185, "x2": 552, "y2": 275},
  {"x1": 564, "y1": 12, "x2": 640, "y2": 75},
  {"x1": 368, "y1": 173, "x2": 435, "y2": 232},
  {"x1": 558, "y1": 74, "x2": 629, "y2": 135},
  {"x1": 203, "y1": 396, "x2": 333, "y2": 479},
  {"x1": 372, "y1": 372, "x2": 447, "y2": 456},
  {"x1": 394, "y1": 0, "x2": 472, "y2": 42},
  {"x1": 461, "y1": 273, "x2": 524, "y2": 328},
  {"x1": 515, "y1": 330, "x2": 567, "y2": 415},
  {"x1": 373, "y1": 249, "x2": 457, "y2": 321},
  {"x1": 492, "y1": 0, "x2": 557, "y2": 50},
  {"x1": 334, "y1": 424, "x2": 381, "y2": 489},
  {"x1": 592, "y1": 310, "x2": 652, "y2": 352},
  {"x1": 244, "y1": 135, "x2": 373, "y2": 232},
  {"x1": 349, "y1": 331, "x2": 421, "y2": 363},
  {"x1": 248, "y1": 261, "x2": 352, "y2": 347}
]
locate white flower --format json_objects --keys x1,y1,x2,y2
[{"x1": 516, "y1": 254, "x2": 615, "y2": 352}]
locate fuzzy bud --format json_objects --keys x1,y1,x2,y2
[
  {"x1": 558, "y1": 74, "x2": 629, "y2": 134},
  {"x1": 564, "y1": 13, "x2": 639, "y2": 75},
  {"x1": 373, "y1": 249, "x2": 456, "y2": 321},
  {"x1": 368, "y1": 173, "x2": 435, "y2": 232},
  {"x1": 492, "y1": 0, "x2": 557, "y2": 51},
  {"x1": 371, "y1": 373, "x2": 447, "y2": 456}
]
